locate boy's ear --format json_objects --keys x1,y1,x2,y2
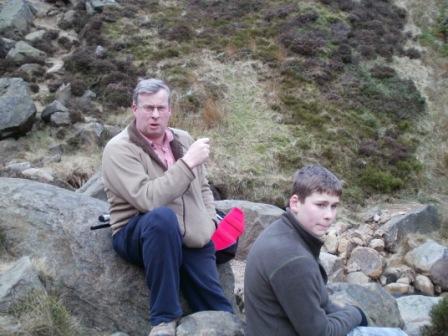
[{"x1": 289, "y1": 194, "x2": 299, "y2": 213}]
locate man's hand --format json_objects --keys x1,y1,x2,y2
[{"x1": 182, "y1": 138, "x2": 210, "y2": 169}]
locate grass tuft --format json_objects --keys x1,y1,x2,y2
[{"x1": 10, "y1": 290, "x2": 85, "y2": 336}]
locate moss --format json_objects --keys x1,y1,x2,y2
[{"x1": 421, "y1": 296, "x2": 448, "y2": 336}]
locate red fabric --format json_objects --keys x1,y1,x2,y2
[{"x1": 212, "y1": 208, "x2": 245, "y2": 250}]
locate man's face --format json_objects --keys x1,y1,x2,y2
[
  {"x1": 132, "y1": 90, "x2": 171, "y2": 142},
  {"x1": 289, "y1": 192, "x2": 340, "y2": 237}
]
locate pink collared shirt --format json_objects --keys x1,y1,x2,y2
[{"x1": 140, "y1": 129, "x2": 175, "y2": 168}]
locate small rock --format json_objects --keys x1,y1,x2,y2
[
  {"x1": 24, "y1": 29, "x2": 46, "y2": 43},
  {"x1": 333, "y1": 221, "x2": 351, "y2": 234},
  {"x1": 369, "y1": 238, "x2": 384, "y2": 251},
  {"x1": 5, "y1": 160, "x2": 31, "y2": 172},
  {"x1": 6, "y1": 41, "x2": 47, "y2": 65},
  {"x1": 21, "y1": 167, "x2": 54, "y2": 182},
  {"x1": 176, "y1": 311, "x2": 244, "y2": 336},
  {"x1": 323, "y1": 230, "x2": 339, "y2": 254},
  {"x1": 55, "y1": 83, "x2": 72, "y2": 105},
  {"x1": 347, "y1": 247, "x2": 383, "y2": 279},
  {"x1": 351, "y1": 236, "x2": 365, "y2": 246},
  {"x1": 86, "y1": 0, "x2": 121, "y2": 14},
  {"x1": 430, "y1": 257, "x2": 448, "y2": 290},
  {"x1": 346, "y1": 271, "x2": 370, "y2": 284},
  {"x1": 41, "y1": 100, "x2": 69, "y2": 122},
  {"x1": 385, "y1": 282, "x2": 411, "y2": 296},
  {"x1": 50, "y1": 111, "x2": 71, "y2": 126},
  {"x1": 414, "y1": 274, "x2": 434, "y2": 296},
  {"x1": 95, "y1": 45, "x2": 106, "y2": 58},
  {"x1": 397, "y1": 277, "x2": 411, "y2": 285}
]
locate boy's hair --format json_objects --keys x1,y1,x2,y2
[{"x1": 291, "y1": 165, "x2": 342, "y2": 202}]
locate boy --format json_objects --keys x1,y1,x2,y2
[{"x1": 244, "y1": 165, "x2": 367, "y2": 336}]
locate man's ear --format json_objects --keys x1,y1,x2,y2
[
  {"x1": 289, "y1": 194, "x2": 299, "y2": 213},
  {"x1": 131, "y1": 103, "x2": 137, "y2": 116}
]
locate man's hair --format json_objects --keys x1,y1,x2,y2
[
  {"x1": 291, "y1": 165, "x2": 342, "y2": 202},
  {"x1": 132, "y1": 78, "x2": 171, "y2": 105}
]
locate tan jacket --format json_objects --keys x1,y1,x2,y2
[{"x1": 102, "y1": 121, "x2": 216, "y2": 248}]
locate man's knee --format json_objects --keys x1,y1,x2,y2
[{"x1": 141, "y1": 207, "x2": 179, "y2": 235}]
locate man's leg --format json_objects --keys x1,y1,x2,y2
[
  {"x1": 180, "y1": 241, "x2": 233, "y2": 313},
  {"x1": 112, "y1": 207, "x2": 183, "y2": 325}
]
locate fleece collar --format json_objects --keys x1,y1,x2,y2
[
  {"x1": 284, "y1": 208, "x2": 324, "y2": 260},
  {"x1": 127, "y1": 119, "x2": 184, "y2": 171}
]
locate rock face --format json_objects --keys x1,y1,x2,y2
[
  {"x1": 0, "y1": 78, "x2": 36, "y2": 139},
  {"x1": 328, "y1": 283, "x2": 404, "y2": 328},
  {"x1": 0, "y1": 178, "x2": 236, "y2": 336},
  {"x1": 378, "y1": 205, "x2": 439, "y2": 252},
  {"x1": 397, "y1": 295, "x2": 442, "y2": 336}
]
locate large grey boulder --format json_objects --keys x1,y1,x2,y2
[
  {"x1": 176, "y1": 311, "x2": 244, "y2": 336},
  {"x1": 0, "y1": 178, "x2": 236, "y2": 335},
  {"x1": 6, "y1": 41, "x2": 47, "y2": 65},
  {"x1": 0, "y1": 0, "x2": 34, "y2": 39},
  {"x1": 0, "y1": 78, "x2": 36, "y2": 139},
  {"x1": 404, "y1": 239, "x2": 448, "y2": 290},
  {"x1": 215, "y1": 200, "x2": 284, "y2": 260},
  {"x1": 404, "y1": 240, "x2": 446, "y2": 272},
  {"x1": 0, "y1": 256, "x2": 45, "y2": 313},
  {"x1": 328, "y1": 283, "x2": 404, "y2": 328},
  {"x1": 397, "y1": 295, "x2": 442, "y2": 336},
  {"x1": 377, "y1": 204, "x2": 439, "y2": 252}
]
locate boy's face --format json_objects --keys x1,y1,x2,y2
[{"x1": 289, "y1": 192, "x2": 340, "y2": 237}]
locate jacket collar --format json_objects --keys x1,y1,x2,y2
[
  {"x1": 283, "y1": 208, "x2": 323, "y2": 260},
  {"x1": 127, "y1": 119, "x2": 185, "y2": 170}
]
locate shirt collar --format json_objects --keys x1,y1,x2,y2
[{"x1": 140, "y1": 129, "x2": 174, "y2": 149}]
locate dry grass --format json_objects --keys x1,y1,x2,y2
[
  {"x1": 48, "y1": 151, "x2": 102, "y2": 189},
  {"x1": 10, "y1": 290, "x2": 85, "y2": 336},
  {"x1": 169, "y1": 52, "x2": 294, "y2": 203}
]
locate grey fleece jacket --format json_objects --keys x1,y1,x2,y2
[{"x1": 244, "y1": 209, "x2": 362, "y2": 336}]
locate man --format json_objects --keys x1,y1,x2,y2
[{"x1": 102, "y1": 78, "x2": 233, "y2": 336}]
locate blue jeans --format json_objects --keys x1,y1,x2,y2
[
  {"x1": 348, "y1": 327, "x2": 408, "y2": 336},
  {"x1": 112, "y1": 207, "x2": 233, "y2": 325}
]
